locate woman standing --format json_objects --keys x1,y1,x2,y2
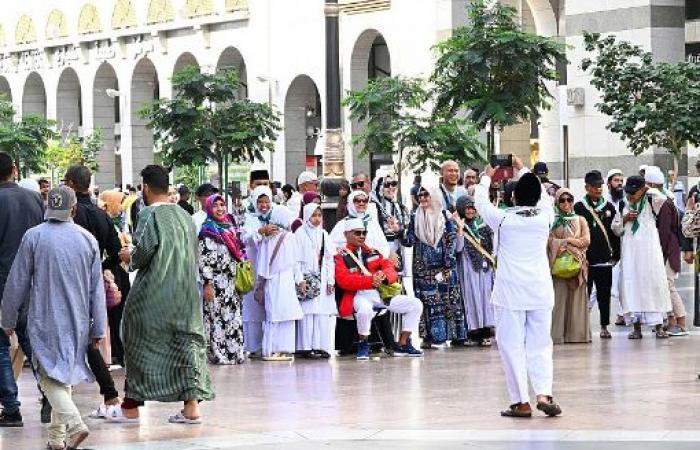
[
  {"x1": 336, "y1": 180, "x2": 351, "y2": 222},
  {"x1": 294, "y1": 203, "x2": 336, "y2": 358},
  {"x1": 199, "y1": 194, "x2": 247, "y2": 364},
  {"x1": 406, "y1": 187, "x2": 466, "y2": 348},
  {"x1": 453, "y1": 195, "x2": 495, "y2": 346},
  {"x1": 291, "y1": 191, "x2": 322, "y2": 232},
  {"x1": 548, "y1": 188, "x2": 591, "y2": 344}
]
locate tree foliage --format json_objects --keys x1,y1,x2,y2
[
  {"x1": 141, "y1": 66, "x2": 280, "y2": 178},
  {"x1": 581, "y1": 32, "x2": 700, "y2": 158},
  {"x1": 431, "y1": 0, "x2": 566, "y2": 155},
  {"x1": 0, "y1": 99, "x2": 56, "y2": 178},
  {"x1": 343, "y1": 76, "x2": 485, "y2": 176},
  {"x1": 45, "y1": 129, "x2": 103, "y2": 177}
]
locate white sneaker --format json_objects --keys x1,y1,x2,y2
[
  {"x1": 104, "y1": 406, "x2": 140, "y2": 424},
  {"x1": 89, "y1": 404, "x2": 110, "y2": 419},
  {"x1": 168, "y1": 412, "x2": 202, "y2": 425}
]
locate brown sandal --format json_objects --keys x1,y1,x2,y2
[
  {"x1": 628, "y1": 329, "x2": 643, "y2": 339},
  {"x1": 536, "y1": 396, "x2": 562, "y2": 417},
  {"x1": 600, "y1": 329, "x2": 612, "y2": 339},
  {"x1": 655, "y1": 329, "x2": 669, "y2": 339},
  {"x1": 500, "y1": 402, "x2": 532, "y2": 418}
]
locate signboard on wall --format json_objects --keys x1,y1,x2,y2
[{"x1": 686, "y1": 42, "x2": 700, "y2": 63}]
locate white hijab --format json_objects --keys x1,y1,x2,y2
[
  {"x1": 250, "y1": 185, "x2": 293, "y2": 228},
  {"x1": 346, "y1": 190, "x2": 369, "y2": 219},
  {"x1": 414, "y1": 186, "x2": 446, "y2": 248},
  {"x1": 297, "y1": 203, "x2": 324, "y2": 271}
]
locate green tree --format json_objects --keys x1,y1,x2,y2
[
  {"x1": 141, "y1": 66, "x2": 280, "y2": 180},
  {"x1": 581, "y1": 32, "x2": 700, "y2": 165},
  {"x1": 431, "y1": 0, "x2": 566, "y2": 156},
  {"x1": 0, "y1": 99, "x2": 56, "y2": 178},
  {"x1": 344, "y1": 76, "x2": 484, "y2": 192},
  {"x1": 45, "y1": 129, "x2": 103, "y2": 181}
]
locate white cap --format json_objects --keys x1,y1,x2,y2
[
  {"x1": 297, "y1": 171, "x2": 318, "y2": 186},
  {"x1": 344, "y1": 217, "x2": 365, "y2": 231},
  {"x1": 644, "y1": 165, "x2": 664, "y2": 185},
  {"x1": 606, "y1": 168, "x2": 623, "y2": 181}
]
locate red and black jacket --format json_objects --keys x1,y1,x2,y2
[{"x1": 334, "y1": 244, "x2": 399, "y2": 318}]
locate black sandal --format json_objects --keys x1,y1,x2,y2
[
  {"x1": 600, "y1": 329, "x2": 612, "y2": 339},
  {"x1": 536, "y1": 396, "x2": 562, "y2": 417},
  {"x1": 500, "y1": 403, "x2": 532, "y2": 418}
]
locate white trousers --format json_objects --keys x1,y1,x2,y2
[
  {"x1": 38, "y1": 369, "x2": 88, "y2": 448},
  {"x1": 612, "y1": 263, "x2": 623, "y2": 316},
  {"x1": 353, "y1": 290, "x2": 423, "y2": 337},
  {"x1": 296, "y1": 315, "x2": 333, "y2": 352},
  {"x1": 495, "y1": 307, "x2": 554, "y2": 404},
  {"x1": 262, "y1": 321, "x2": 296, "y2": 356},
  {"x1": 243, "y1": 321, "x2": 263, "y2": 353}
]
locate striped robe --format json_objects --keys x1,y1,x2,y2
[{"x1": 123, "y1": 203, "x2": 214, "y2": 402}]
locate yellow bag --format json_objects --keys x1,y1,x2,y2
[
  {"x1": 551, "y1": 251, "x2": 581, "y2": 279},
  {"x1": 378, "y1": 282, "x2": 403, "y2": 300},
  {"x1": 235, "y1": 261, "x2": 255, "y2": 295}
]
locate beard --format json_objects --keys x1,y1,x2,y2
[{"x1": 609, "y1": 186, "x2": 624, "y2": 201}]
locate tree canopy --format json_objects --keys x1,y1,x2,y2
[{"x1": 0, "y1": 99, "x2": 56, "y2": 178}]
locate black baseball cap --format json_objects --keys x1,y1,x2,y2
[
  {"x1": 624, "y1": 175, "x2": 645, "y2": 194},
  {"x1": 584, "y1": 171, "x2": 604, "y2": 187},
  {"x1": 195, "y1": 183, "x2": 219, "y2": 197},
  {"x1": 533, "y1": 162, "x2": 548, "y2": 175},
  {"x1": 177, "y1": 185, "x2": 191, "y2": 195}
]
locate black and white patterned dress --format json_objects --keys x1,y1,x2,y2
[{"x1": 199, "y1": 237, "x2": 245, "y2": 364}]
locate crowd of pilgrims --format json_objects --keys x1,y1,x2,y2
[{"x1": 0, "y1": 148, "x2": 695, "y2": 446}]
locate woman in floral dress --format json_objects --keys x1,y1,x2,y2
[{"x1": 199, "y1": 194, "x2": 247, "y2": 364}]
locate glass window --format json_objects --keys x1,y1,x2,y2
[{"x1": 688, "y1": 1, "x2": 700, "y2": 20}]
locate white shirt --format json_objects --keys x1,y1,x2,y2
[
  {"x1": 286, "y1": 192, "x2": 302, "y2": 217},
  {"x1": 192, "y1": 210, "x2": 207, "y2": 234},
  {"x1": 474, "y1": 168, "x2": 555, "y2": 311}
]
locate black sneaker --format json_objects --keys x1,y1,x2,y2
[
  {"x1": 0, "y1": 410, "x2": 23, "y2": 427},
  {"x1": 41, "y1": 396, "x2": 52, "y2": 424}
]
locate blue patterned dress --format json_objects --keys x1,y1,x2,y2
[{"x1": 406, "y1": 213, "x2": 466, "y2": 344}]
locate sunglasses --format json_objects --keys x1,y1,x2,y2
[
  {"x1": 353, "y1": 198, "x2": 368, "y2": 204},
  {"x1": 383, "y1": 181, "x2": 398, "y2": 188},
  {"x1": 558, "y1": 196, "x2": 574, "y2": 204},
  {"x1": 352, "y1": 230, "x2": 368, "y2": 237},
  {"x1": 350, "y1": 181, "x2": 365, "y2": 189},
  {"x1": 417, "y1": 191, "x2": 430, "y2": 198}
]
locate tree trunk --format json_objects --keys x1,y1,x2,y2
[{"x1": 488, "y1": 121, "x2": 496, "y2": 159}]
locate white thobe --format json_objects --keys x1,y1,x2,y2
[
  {"x1": 474, "y1": 169, "x2": 555, "y2": 404},
  {"x1": 612, "y1": 192, "x2": 671, "y2": 325},
  {"x1": 241, "y1": 213, "x2": 267, "y2": 353}
]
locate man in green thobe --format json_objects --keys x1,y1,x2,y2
[{"x1": 107, "y1": 165, "x2": 213, "y2": 424}]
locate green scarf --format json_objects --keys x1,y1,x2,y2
[
  {"x1": 629, "y1": 194, "x2": 646, "y2": 234},
  {"x1": 552, "y1": 208, "x2": 577, "y2": 230},
  {"x1": 465, "y1": 217, "x2": 484, "y2": 242},
  {"x1": 584, "y1": 194, "x2": 605, "y2": 228}
]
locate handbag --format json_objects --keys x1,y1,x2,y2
[
  {"x1": 254, "y1": 232, "x2": 287, "y2": 304},
  {"x1": 551, "y1": 251, "x2": 581, "y2": 279},
  {"x1": 235, "y1": 261, "x2": 254, "y2": 295},
  {"x1": 344, "y1": 249, "x2": 402, "y2": 301},
  {"x1": 297, "y1": 235, "x2": 325, "y2": 302}
]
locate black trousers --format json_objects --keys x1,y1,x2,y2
[
  {"x1": 108, "y1": 302, "x2": 125, "y2": 365},
  {"x1": 588, "y1": 265, "x2": 613, "y2": 327},
  {"x1": 86, "y1": 346, "x2": 119, "y2": 402}
]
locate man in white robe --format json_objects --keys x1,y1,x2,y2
[{"x1": 474, "y1": 155, "x2": 562, "y2": 418}]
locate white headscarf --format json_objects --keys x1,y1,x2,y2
[
  {"x1": 251, "y1": 186, "x2": 273, "y2": 216},
  {"x1": 18, "y1": 178, "x2": 40, "y2": 192},
  {"x1": 346, "y1": 190, "x2": 369, "y2": 219},
  {"x1": 414, "y1": 186, "x2": 446, "y2": 248},
  {"x1": 298, "y1": 203, "x2": 324, "y2": 271}
]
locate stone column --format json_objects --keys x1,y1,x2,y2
[{"x1": 323, "y1": 0, "x2": 344, "y2": 180}]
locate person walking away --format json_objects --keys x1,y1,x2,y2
[
  {"x1": 1, "y1": 186, "x2": 106, "y2": 449},
  {"x1": 605, "y1": 169, "x2": 626, "y2": 326},
  {"x1": 111, "y1": 165, "x2": 214, "y2": 424},
  {"x1": 474, "y1": 155, "x2": 562, "y2": 418},
  {"x1": 177, "y1": 185, "x2": 195, "y2": 215},
  {"x1": 612, "y1": 176, "x2": 672, "y2": 339},
  {"x1": 549, "y1": 188, "x2": 591, "y2": 344}
]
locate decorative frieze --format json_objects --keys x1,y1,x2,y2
[
  {"x1": 46, "y1": 9, "x2": 69, "y2": 40},
  {"x1": 78, "y1": 3, "x2": 103, "y2": 35},
  {"x1": 339, "y1": 0, "x2": 391, "y2": 15},
  {"x1": 16, "y1": 14, "x2": 37, "y2": 45},
  {"x1": 112, "y1": 0, "x2": 138, "y2": 30}
]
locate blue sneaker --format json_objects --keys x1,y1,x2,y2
[
  {"x1": 356, "y1": 341, "x2": 370, "y2": 360},
  {"x1": 393, "y1": 340, "x2": 424, "y2": 358}
]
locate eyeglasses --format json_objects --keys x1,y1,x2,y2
[
  {"x1": 558, "y1": 196, "x2": 574, "y2": 204},
  {"x1": 417, "y1": 192, "x2": 430, "y2": 198},
  {"x1": 352, "y1": 230, "x2": 368, "y2": 237},
  {"x1": 353, "y1": 198, "x2": 368, "y2": 204},
  {"x1": 350, "y1": 181, "x2": 365, "y2": 189},
  {"x1": 383, "y1": 181, "x2": 398, "y2": 188}
]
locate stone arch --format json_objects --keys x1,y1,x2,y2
[
  {"x1": 147, "y1": 0, "x2": 175, "y2": 24},
  {"x1": 130, "y1": 58, "x2": 160, "y2": 182},
  {"x1": 16, "y1": 14, "x2": 37, "y2": 45},
  {"x1": 46, "y1": 9, "x2": 68, "y2": 40},
  {"x1": 524, "y1": 0, "x2": 558, "y2": 37},
  {"x1": 0, "y1": 76, "x2": 12, "y2": 102},
  {"x1": 350, "y1": 29, "x2": 391, "y2": 176},
  {"x1": 56, "y1": 67, "x2": 82, "y2": 137},
  {"x1": 216, "y1": 46, "x2": 247, "y2": 99},
  {"x1": 78, "y1": 3, "x2": 103, "y2": 35},
  {"x1": 22, "y1": 72, "x2": 46, "y2": 118},
  {"x1": 94, "y1": 62, "x2": 120, "y2": 188},
  {"x1": 185, "y1": 0, "x2": 214, "y2": 18},
  {"x1": 173, "y1": 52, "x2": 200, "y2": 75},
  {"x1": 284, "y1": 75, "x2": 322, "y2": 184},
  {"x1": 112, "y1": 0, "x2": 138, "y2": 30}
]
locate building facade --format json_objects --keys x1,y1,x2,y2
[{"x1": 0, "y1": 0, "x2": 691, "y2": 191}]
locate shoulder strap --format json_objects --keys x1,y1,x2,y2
[
  {"x1": 582, "y1": 201, "x2": 613, "y2": 256},
  {"x1": 462, "y1": 231, "x2": 496, "y2": 267},
  {"x1": 342, "y1": 248, "x2": 371, "y2": 276},
  {"x1": 269, "y1": 231, "x2": 286, "y2": 267}
]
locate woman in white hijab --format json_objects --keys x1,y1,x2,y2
[
  {"x1": 406, "y1": 186, "x2": 466, "y2": 349},
  {"x1": 242, "y1": 186, "x2": 301, "y2": 361},
  {"x1": 329, "y1": 190, "x2": 390, "y2": 257},
  {"x1": 293, "y1": 203, "x2": 337, "y2": 358}
]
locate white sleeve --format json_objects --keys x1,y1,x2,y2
[
  {"x1": 368, "y1": 219, "x2": 390, "y2": 257},
  {"x1": 474, "y1": 175, "x2": 506, "y2": 231},
  {"x1": 329, "y1": 221, "x2": 346, "y2": 253}
]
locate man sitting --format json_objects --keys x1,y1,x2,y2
[{"x1": 335, "y1": 218, "x2": 423, "y2": 360}]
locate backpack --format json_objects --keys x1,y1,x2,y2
[{"x1": 647, "y1": 194, "x2": 683, "y2": 244}]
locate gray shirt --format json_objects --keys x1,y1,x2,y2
[{"x1": 1, "y1": 221, "x2": 107, "y2": 386}]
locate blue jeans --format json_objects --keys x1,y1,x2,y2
[{"x1": 0, "y1": 311, "x2": 32, "y2": 415}]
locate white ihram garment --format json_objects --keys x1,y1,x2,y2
[
  {"x1": 474, "y1": 169, "x2": 556, "y2": 404},
  {"x1": 353, "y1": 290, "x2": 422, "y2": 337}
]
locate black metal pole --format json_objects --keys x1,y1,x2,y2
[{"x1": 325, "y1": 0, "x2": 341, "y2": 130}]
